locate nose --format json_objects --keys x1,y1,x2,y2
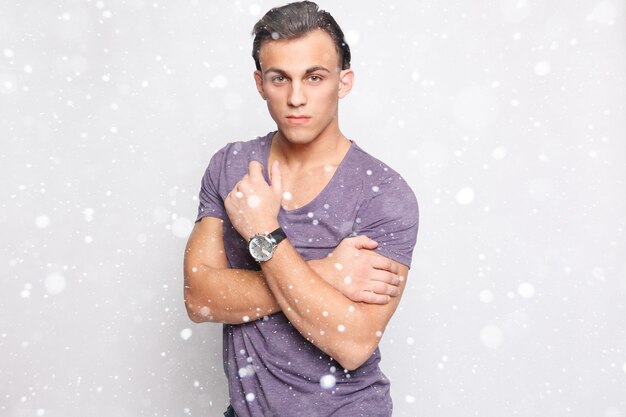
[{"x1": 287, "y1": 82, "x2": 306, "y2": 107}]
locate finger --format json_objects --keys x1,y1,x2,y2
[
  {"x1": 367, "y1": 269, "x2": 401, "y2": 286},
  {"x1": 364, "y1": 281, "x2": 401, "y2": 297},
  {"x1": 248, "y1": 160, "x2": 265, "y2": 179},
  {"x1": 369, "y1": 255, "x2": 399, "y2": 274},
  {"x1": 350, "y1": 235, "x2": 378, "y2": 250},
  {"x1": 356, "y1": 291, "x2": 391, "y2": 305},
  {"x1": 269, "y1": 160, "x2": 282, "y2": 194}
]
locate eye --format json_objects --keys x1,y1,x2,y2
[
  {"x1": 271, "y1": 75, "x2": 287, "y2": 84},
  {"x1": 308, "y1": 75, "x2": 323, "y2": 83}
]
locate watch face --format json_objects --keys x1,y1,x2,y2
[{"x1": 249, "y1": 235, "x2": 274, "y2": 262}]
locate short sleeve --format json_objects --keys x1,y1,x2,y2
[
  {"x1": 196, "y1": 148, "x2": 227, "y2": 222},
  {"x1": 354, "y1": 174, "x2": 419, "y2": 268}
]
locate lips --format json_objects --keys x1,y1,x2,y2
[{"x1": 286, "y1": 115, "x2": 311, "y2": 124}]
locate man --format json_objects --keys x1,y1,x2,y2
[{"x1": 184, "y1": 2, "x2": 418, "y2": 416}]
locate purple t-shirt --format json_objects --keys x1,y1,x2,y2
[{"x1": 196, "y1": 132, "x2": 419, "y2": 417}]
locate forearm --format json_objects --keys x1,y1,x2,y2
[
  {"x1": 184, "y1": 259, "x2": 339, "y2": 325},
  {"x1": 261, "y1": 242, "x2": 384, "y2": 370},
  {"x1": 184, "y1": 265, "x2": 280, "y2": 324}
]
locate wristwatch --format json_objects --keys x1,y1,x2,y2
[{"x1": 248, "y1": 227, "x2": 287, "y2": 262}]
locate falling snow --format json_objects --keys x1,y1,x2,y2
[
  {"x1": 1, "y1": 1, "x2": 624, "y2": 416},
  {"x1": 319, "y1": 374, "x2": 336, "y2": 389}
]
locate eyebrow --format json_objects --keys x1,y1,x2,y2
[{"x1": 264, "y1": 66, "x2": 331, "y2": 76}]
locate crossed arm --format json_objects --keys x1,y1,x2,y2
[{"x1": 184, "y1": 161, "x2": 410, "y2": 370}]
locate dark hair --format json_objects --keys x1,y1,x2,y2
[{"x1": 252, "y1": 1, "x2": 351, "y2": 71}]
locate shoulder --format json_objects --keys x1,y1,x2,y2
[
  {"x1": 346, "y1": 142, "x2": 419, "y2": 266},
  {"x1": 348, "y1": 142, "x2": 418, "y2": 210}
]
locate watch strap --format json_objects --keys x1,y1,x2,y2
[{"x1": 269, "y1": 227, "x2": 287, "y2": 246}]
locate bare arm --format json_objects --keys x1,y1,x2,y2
[
  {"x1": 260, "y1": 241, "x2": 408, "y2": 371},
  {"x1": 184, "y1": 216, "x2": 279, "y2": 324},
  {"x1": 184, "y1": 217, "x2": 402, "y2": 324},
  {"x1": 224, "y1": 160, "x2": 409, "y2": 370}
]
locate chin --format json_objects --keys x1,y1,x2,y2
[{"x1": 279, "y1": 127, "x2": 318, "y2": 145}]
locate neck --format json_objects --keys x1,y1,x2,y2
[{"x1": 271, "y1": 130, "x2": 350, "y2": 170}]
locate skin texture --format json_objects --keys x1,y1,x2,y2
[{"x1": 184, "y1": 30, "x2": 409, "y2": 370}]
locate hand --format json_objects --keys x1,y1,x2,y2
[
  {"x1": 309, "y1": 235, "x2": 403, "y2": 304},
  {"x1": 225, "y1": 160, "x2": 283, "y2": 240}
]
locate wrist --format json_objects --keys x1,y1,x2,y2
[{"x1": 248, "y1": 226, "x2": 286, "y2": 262}]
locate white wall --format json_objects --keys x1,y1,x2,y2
[{"x1": 1, "y1": 1, "x2": 625, "y2": 416}]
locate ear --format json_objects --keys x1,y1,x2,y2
[
  {"x1": 338, "y1": 69, "x2": 354, "y2": 99},
  {"x1": 254, "y1": 70, "x2": 267, "y2": 100}
]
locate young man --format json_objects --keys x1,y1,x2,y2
[{"x1": 184, "y1": 2, "x2": 419, "y2": 416}]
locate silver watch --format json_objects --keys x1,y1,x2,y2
[{"x1": 248, "y1": 227, "x2": 287, "y2": 262}]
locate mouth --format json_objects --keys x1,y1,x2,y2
[{"x1": 285, "y1": 115, "x2": 311, "y2": 125}]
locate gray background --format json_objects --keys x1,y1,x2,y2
[{"x1": 1, "y1": 0, "x2": 625, "y2": 416}]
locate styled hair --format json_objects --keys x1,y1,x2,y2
[{"x1": 252, "y1": 1, "x2": 351, "y2": 71}]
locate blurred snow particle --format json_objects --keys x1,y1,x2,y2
[
  {"x1": 24, "y1": 65, "x2": 33, "y2": 73},
  {"x1": 623, "y1": 362, "x2": 626, "y2": 375},
  {"x1": 36, "y1": 409, "x2": 45, "y2": 416},
  {"x1": 249, "y1": 4, "x2": 261, "y2": 15},
  {"x1": 456, "y1": 187, "x2": 475, "y2": 205},
  {"x1": 592, "y1": 267, "x2": 606, "y2": 281},
  {"x1": 180, "y1": 328, "x2": 192, "y2": 341},
  {"x1": 344, "y1": 30, "x2": 359, "y2": 46},
  {"x1": 405, "y1": 395, "x2": 416, "y2": 404},
  {"x1": 492, "y1": 146, "x2": 507, "y2": 160},
  {"x1": 3, "y1": 48, "x2": 14, "y2": 58},
  {"x1": 406, "y1": 337, "x2": 415, "y2": 345},
  {"x1": 453, "y1": 86, "x2": 499, "y2": 130},
  {"x1": 517, "y1": 282, "x2": 535, "y2": 298},
  {"x1": 282, "y1": 191, "x2": 292, "y2": 201},
  {"x1": 210, "y1": 75, "x2": 228, "y2": 89},
  {"x1": 171, "y1": 217, "x2": 193, "y2": 238},
  {"x1": 337, "y1": 324, "x2": 346, "y2": 332},
  {"x1": 45, "y1": 273, "x2": 67, "y2": 295},
  {"x1": 500, "y1": 0, "x2": 532, "y2": 23},
  {"x1": 411, "y1": 71, "x2": 420, "y2": 81},
  {"x1": 480, "y1": 325, "x2": 503, "y2": 349},
  {"x1": 479, "y1": 290, "x2": 494, "y2": 303},
  {"x1": 247, "y1": 195, "x2": 260, "y2": 208},
  {"x1": 0, "y1": 72, "x2": 17, "y2": 94},
  {"x1": 534, "y1": 61, "x2": 551, "y2": 76},
  {"x1": 35, "y1": 215, "x2": 50, "y2": 228},
  {"x1": 334, "y1": 263, "x2": 343, "y2": 270},
  {"x1": 320, "y1": 374, "x2": 336, "y2": 389},
  {"x1": 245, "y1": 392, "x2": 255, "y2": 402},
  {"x1": 372, "y1": 185, "x2": 380, "y2": 192},
  {"x1": 20, "y1": 283, "x2": 32, "y2": 298},
  {"x1": 83, "y1": 208, "x2": 95, "y2": 222},
  {"x1": 587, "y1": 1, "x2": 619, "y2": 24}
]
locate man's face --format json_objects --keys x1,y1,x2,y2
[{"x1": 254, "y1": 29, "x2": 353, "y2": 145}]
